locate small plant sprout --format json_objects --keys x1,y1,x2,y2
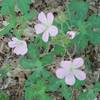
[
  {"x1": 8, "y1": 37, "x2": 28, "y2": 55},
  {"x1": 67, "y1": 31, "x2": 76, "y2": 39},
  {"x1": 56, "y1": 57, "x2": 86, "y2": 86},
  {"x1": 35, "y1": 12, "x2": 58, "y2": 42}
]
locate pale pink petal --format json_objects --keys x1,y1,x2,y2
[
  {"x1": 13, "y1": 40, "x2": 27, "y2": 55},
  {"x1": 48, "y1": 25, "x2": 58, "y2": 37},
  {"x1": 8, "y1": 41, "x2": 16, "y2": 48},
  {"x1": 55, "y1": 68, "x2": 66, "y2": 79},
  {"x1": 19, "y1": 41, "x2": 28, "y2": 55},
  {"x1": 20, "y1": 46, "x2": 28, "y2": 55},
  {"x1": 47, "y1": 12, "x2": 54, "y2": 25},
  {"x1": 60, "y1": 61, "x2": 72, "y2": 70},
  {"x1": 74, "y1": 69, "x2": 86, "y2": 81},
  {"x1": 65, "y1": 73, "x2": 75, "y2": 85},
  {"x1": 21, "y1": 47, "x2": 28, "y2": 55},
  {"x1": 72, "y1": 57, "x2": 84, "y2": 68},
  {"x1": 13, "y1": 47, "x2": 21, "y2": 55},
  {"x1": 42, "y1": 31, "x2": 49, "y2": 42},
  {"x1": 34, "y1": 24, "x2": 46, "y2": 34},
  {"x1": 38, "y1": 12, "x2": 47, "y2": 24},
  {"x1": 13, "y1": 46, "x2": 27, "y2": 55}
]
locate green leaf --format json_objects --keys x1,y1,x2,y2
[
  {"x1": 60, "y1": 84, "x2": 72, "y2": 100},
  {"x1": 40, "y1": 53, "x2": 54, "y2": 66},
  {"x1": 78, "y1": 82, "x2": 100, "y2": 100},
  {"x1": 24, "y1": 10, "x2": 38, "y2": 20},
  {"x1": 77, "y1": 90, "x2": 96, "y2": 100},
  {"x1": 88, "y1": 15, "x2": 100, "y2": 28},
  {"x1": 0, "y1": 21, "x2": 15, "y2": 36},
  {"x1": 55, "y1": 12, "x2": 69, "y2": 33},
  {"x1": 73, "y1": 34, "x2": 88, "y2": 50},
  {"x1": 20, "y1": 58, "x2": 42, "y2": 69},
  {"x1": 90, "y1": 32, "x2": 100, "y2": 45},
  {"x1": 0, "y1": 91, "x2": 9, "y2": 100},
  {"x1": 1, "y1": 0, "x2": 15, "y2": 16},
  {"x1": 27, "y1": 0, "x2": 32, "y2": 4},
  {"x1": 28, "y1": 42, "x2": 40, "y2": 59},
  {"x1": 17, "y1": 0, "x2": 29, "y2": 14},
  {"x1": 93, "y1": 82, "x2": 100, "y2": 92},
  {"x1": 74, "y1": 80, "x2": 85, "y2": 89},
  {"x1": 25, "y1": 87, "x2": 35, "y2": 100},
  {"x1": 47, "y1": 79, "x2": 61, "y2": 91},
  {"x1": 1, "y1": 0, "x2": 8, "y2": 15},
  {"x1": 0, "y1": 68, "x2": 8, "y2": 79},
  {"x1": 53, "y1": 44, "x2": 65, "y2": 56},
  {"x1": 35, "y1": 36, "x2": 48, "y2": 49},
  {"x1": 67, "y1": 0, "x2": 89, "y2": 25},
  {"x1": 25, "y1": 70, "x2": 53, "y2": 100},
  {"x1": 87, "y1": 15, "x2": 100, "y2": 45}
]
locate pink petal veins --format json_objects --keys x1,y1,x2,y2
[
  {"x1": 73, "y1": 57, "x2": 84, "y2": 68},
  {"x1": 42, "y1": 31, "x2": 49, "y2": 42},
  {"x1": 48, "y1": 25, "x2": 58, "y2": 37},
  {"x1": 35, "y1": 24, "x2": 46, "y2": 34},
  {"x1": 38, "y1": 12, "x2": 47, "y2": 24},
  {"x1": 65, "y1": 73, "x2": 75, "y2": 86},
  {"x1": 47, "y1": 12, "x2": 54, "y2": 25},
  {"x1": 60, "y1": 60, "x2": 72, "y2": 70},
  {"x1": 74, "y1": 69, "x2": 86, "y2": 81},
  {"x1": 8, "y1": 37, "x2": 28, "y2": 55},
  {"x1": 56, "y1": 68, "x2": 66, "y2": 79},
  {"x1": 8, "y1": 41, "x2": 16, "y2": 48}
]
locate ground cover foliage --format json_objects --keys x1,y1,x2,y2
[{"x1": 0, "y1": 0, "x2": 100, "y2": 100}]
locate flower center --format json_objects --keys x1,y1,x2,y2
[
  {"x1": 43, "y1": 23, "x2": 51, "y2": 33},
  {"x1": 45, "y1": 23, "x2": 50, "y2": 28},
  {"x1": 69, "y1": 66, "x2": 75, "y2": 72},
  {"x1": 16, "y1": 41, "x2": 24, "y2": 47}
]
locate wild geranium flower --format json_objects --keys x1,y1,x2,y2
[
  {"x1": 56, "y1": 57, "x2": 86, "y2": 86},
  {"x1": 35, "y1": 12, "x2": 58, "y2": 42},
  {"x1": 67, "y1": 31, "x2": 76, "y2": 39},
  {"x1": 8, "y1": 37, "x2": 28, "y2": 55}
]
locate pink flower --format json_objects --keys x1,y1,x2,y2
[
  {"x1": 55, "y1": 57, "x2": 86, "y2": 86},
  {"x1": 67, "y1": 31, "x2": 76, "y2": 39},
  {"x1": 35, "y1": 12, "x2": 58, "y2": 42},
  {"x1": 8, "y1": 37, "x2": 28, "y2": 55}
]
